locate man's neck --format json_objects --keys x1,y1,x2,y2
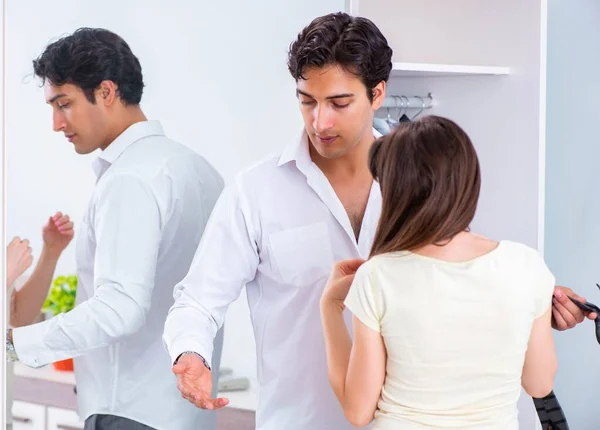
[{"x1": 101, "y1": 106, "x2": 148, "y2": 150}]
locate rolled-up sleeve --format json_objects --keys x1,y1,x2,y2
[
  {"x1": 13, "y1": 174, "x2": 162, "y2": 368},
  {"x1": 163, "y1": 180, "x2": 259, "y2": 368}
]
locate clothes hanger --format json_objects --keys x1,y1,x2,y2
[
  {"x1": 386, "y1": 96, "x2": 400, "y2": 128},
  {"x1": 385, "y1": 97, "x2": 396, "y2": 127},
  {"x1": 410, "y1": 95, "x2": 426, "y2": 121},
  {"x1": 398, "y1": 95, "x2": 411, "y2": 123}
]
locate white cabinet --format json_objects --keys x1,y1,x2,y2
[
  {"x1": 46, "y1": 407, "x2": 85, "y2": 430},
  {"x1": 11, "y1": 402, "x2": 84, "y2": 430},
  {"x1": 12, "y1": 401, "x2": 46, "y2": 430}
]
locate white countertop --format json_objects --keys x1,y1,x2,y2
[{"x1": 13, "y1": 362, "x2": 258, "y2": 411}]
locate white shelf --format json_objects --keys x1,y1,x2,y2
[{"x1": 391, "y1": 62, "x2": 511, "y2": 77}]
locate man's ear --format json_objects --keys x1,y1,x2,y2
[
  {"x1": 371, "y1": 81, "x2": 386, "y2": 111},
  {"x1": 97, "y1": 80, "x2": 117, "y2": 105}
]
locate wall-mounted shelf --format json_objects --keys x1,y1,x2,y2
[{"x1": 391, "y1": 62, "x2": 511, "y2": 77}]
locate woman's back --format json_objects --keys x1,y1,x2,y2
[{"x1": 345, "y1": 236, "x2": 556, "y2": 429}]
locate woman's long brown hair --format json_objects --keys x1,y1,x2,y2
[{"x1": 369, "y1": 115, "x2": 481, "y2": 257}]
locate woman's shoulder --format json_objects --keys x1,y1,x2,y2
[
  {"x1": 470, "y1": 232, "x2": 540, "y2": 260},
  {"x1": 497, "y1": 239, "x2": 542, "y2": 258}
]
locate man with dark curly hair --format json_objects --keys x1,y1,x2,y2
[
  {"x1": 164, "y1": 12, "x2": 391, "y2": 430},
  {"x1": 6, "y1": 28, "x2": 225, "y2": 430}
]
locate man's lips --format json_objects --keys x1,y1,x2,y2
[{"x1": 316, "y1": 135, "x2": 338, "y2": 144}]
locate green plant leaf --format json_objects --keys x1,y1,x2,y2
[{"x1": 41, "y1": 274, "x2": 78, "y2": 316}]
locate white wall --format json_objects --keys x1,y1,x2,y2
[
  {"x1": 5, "y1": 0, "x2": 345, "y2": 389},
  {"x1": 364, "y1": 0, "x2": 545, "y2": 249},
  {"x1": 545, "y1": 1, "x2": 600, "y2": 428}
]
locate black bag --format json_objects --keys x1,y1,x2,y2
[{"x1": 533, "y1": 390, "x2": 570, "y2": 430}]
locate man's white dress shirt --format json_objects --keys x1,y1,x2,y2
[
  {"x1": 13, "y1": 121, "x2": 225, "y2": 430},
  {"x1": 164, "y1": 130, "x2": 381, "y2": 430}
]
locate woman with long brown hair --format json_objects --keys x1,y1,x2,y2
[{"x1": 320, "y1": 116, "x2": 558, "y2": 429}]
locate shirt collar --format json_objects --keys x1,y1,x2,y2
[
  {"x1": 277, "y1": 127, "x2": 384, "y2": 173},
  {"x1": 92, "y1": 120, "x2": 164, "y2": 179}
]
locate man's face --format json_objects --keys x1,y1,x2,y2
[
  {"x1": 296, "y1": 65, "x2": 384, "y2": 160},
  {"x1": 44, "y1": 83, "x2": 109, "y2": 154}
]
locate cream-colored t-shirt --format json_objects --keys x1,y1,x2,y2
[{"x1": 344, "y1": 240, "x2": 555, "y2": 430}]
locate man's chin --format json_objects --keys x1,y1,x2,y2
[
  {"x1": 73, "y1": 144, "x2": 95, "y2": 155},
  {"x1": 317, "y1": 145, "x2": 350, "y2": 160}
]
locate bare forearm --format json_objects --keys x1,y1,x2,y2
[
  {"x1": 321, "y1": 301, "x2": 352, "y2": 403},
  {"x1": 11, "y1": 247, "x2": 60, "y2": 327}
]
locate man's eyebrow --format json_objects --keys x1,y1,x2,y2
[
  {"x1": 296, "y1": 89, "x2": 355, "y2": 100},
  {"x1": 47, "y1": 94, "x2": 67, "y2": 104}
]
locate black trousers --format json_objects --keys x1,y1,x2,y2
[{"x1": 84, "y1": 414, "x2": 156, "y2": 430}]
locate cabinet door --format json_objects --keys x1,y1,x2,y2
[
  {"x1": 11, "y1": 401, "x2": 46, "y2": 430},
  {"x1": 46, "y1": 407, "x2": 84, "y2": 430}
]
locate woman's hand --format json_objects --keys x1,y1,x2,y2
[
  {"x1": 7, "y1": 237, "x2": 33, "y2": 287},
  {"x1": 321, "y1": 258, "x2": 366, "y2": 311},
  {"x1": 42, "y1": 212, "x2": 74, "y2": 259}
]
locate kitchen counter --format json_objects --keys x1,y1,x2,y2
[{"x1": 13, "y1": 362, "x2": 256, "y2": 429}]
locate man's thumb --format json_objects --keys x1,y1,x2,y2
[{"x1": 172, "y1": 362, "x2": 186, "y2": 374}]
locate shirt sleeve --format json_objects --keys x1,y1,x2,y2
[
  {"x1": 13, "y1": 174, "x2": 162, "y2": 368},
  {"x1": 532, "y1": 251, "x2": 556, "y2": 319},
  {"x1": 163, "y1": 179, "x2": 260, "y2": 368},
  {"x1": 344, "y1": 263, "x2": 382, "y2": 332}
]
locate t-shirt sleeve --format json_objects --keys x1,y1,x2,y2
[
  {"x1": 532, "y1": 251, "x2": 556, "y2": 319},
  {"x1": 344, "y1": 263, "x2": 382, "y2": 332}
]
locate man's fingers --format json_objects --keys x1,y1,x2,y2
[
  {"x1": 553, "y1": 298, "x2": 578, "y2": 329},
  {"x1": 553, "y1": 298, "x2": 578, "y2": 326},
  {"x1": 175, "y1": 373, "x2": 216, "y2": 410},
  {"x1": 588, "y1": 312, "x2": 598, "y2": 320},
  {"x1": 552, "y1": 305, "x2": 568, "y2": 330},
  {"x1": 202, "y1": 397, "x2": 229, "y2": 410},
  {"x1": 172, "y1": 363, "x2": 186, "y2": 375},
  {"x1": 555, "y1": 291, "x2": 585, "y2": 322},
  {"x1": 216, "y1": 397, "x2": 230, "y2": 407},
  {"x1": 180, "y1": 391, "x2": 225, "y2": 410}
]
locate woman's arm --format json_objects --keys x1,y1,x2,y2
[
  {"x1": 320, "y1": 259, "x2": 386, "y2": 428},
  {"x1": 521, "y1": 306, "x2": 557, "y2": 398},
  {"x1": 10, "y1": 213, "x2": 74, "y2": 327},
  {"x1": 321, "y1": 303, "x2": 386, "y2": 427}
]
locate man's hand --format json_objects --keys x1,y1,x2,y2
[
  {"x1": 321, "y1": 258, "x2": 366, "y2": 311},
  {"x1": 42, "y1": 212, "x2": 74, "y2": 258},
  {"x1": 6, "y1": 237, "x2": 33, "y2": 287},
  {"x1": 172, "y1": 353, "x2": 229, "y2": 410},
  {"x1": 552, "y1": 286, "x2": 598, "y2": 330}
]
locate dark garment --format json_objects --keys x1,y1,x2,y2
[
  {"x1": 534, "y1": 391, "x2": 570, "y2": 430},
  {"x1": 84, "y1": 414, "x2": 156, "y2": 430}
]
